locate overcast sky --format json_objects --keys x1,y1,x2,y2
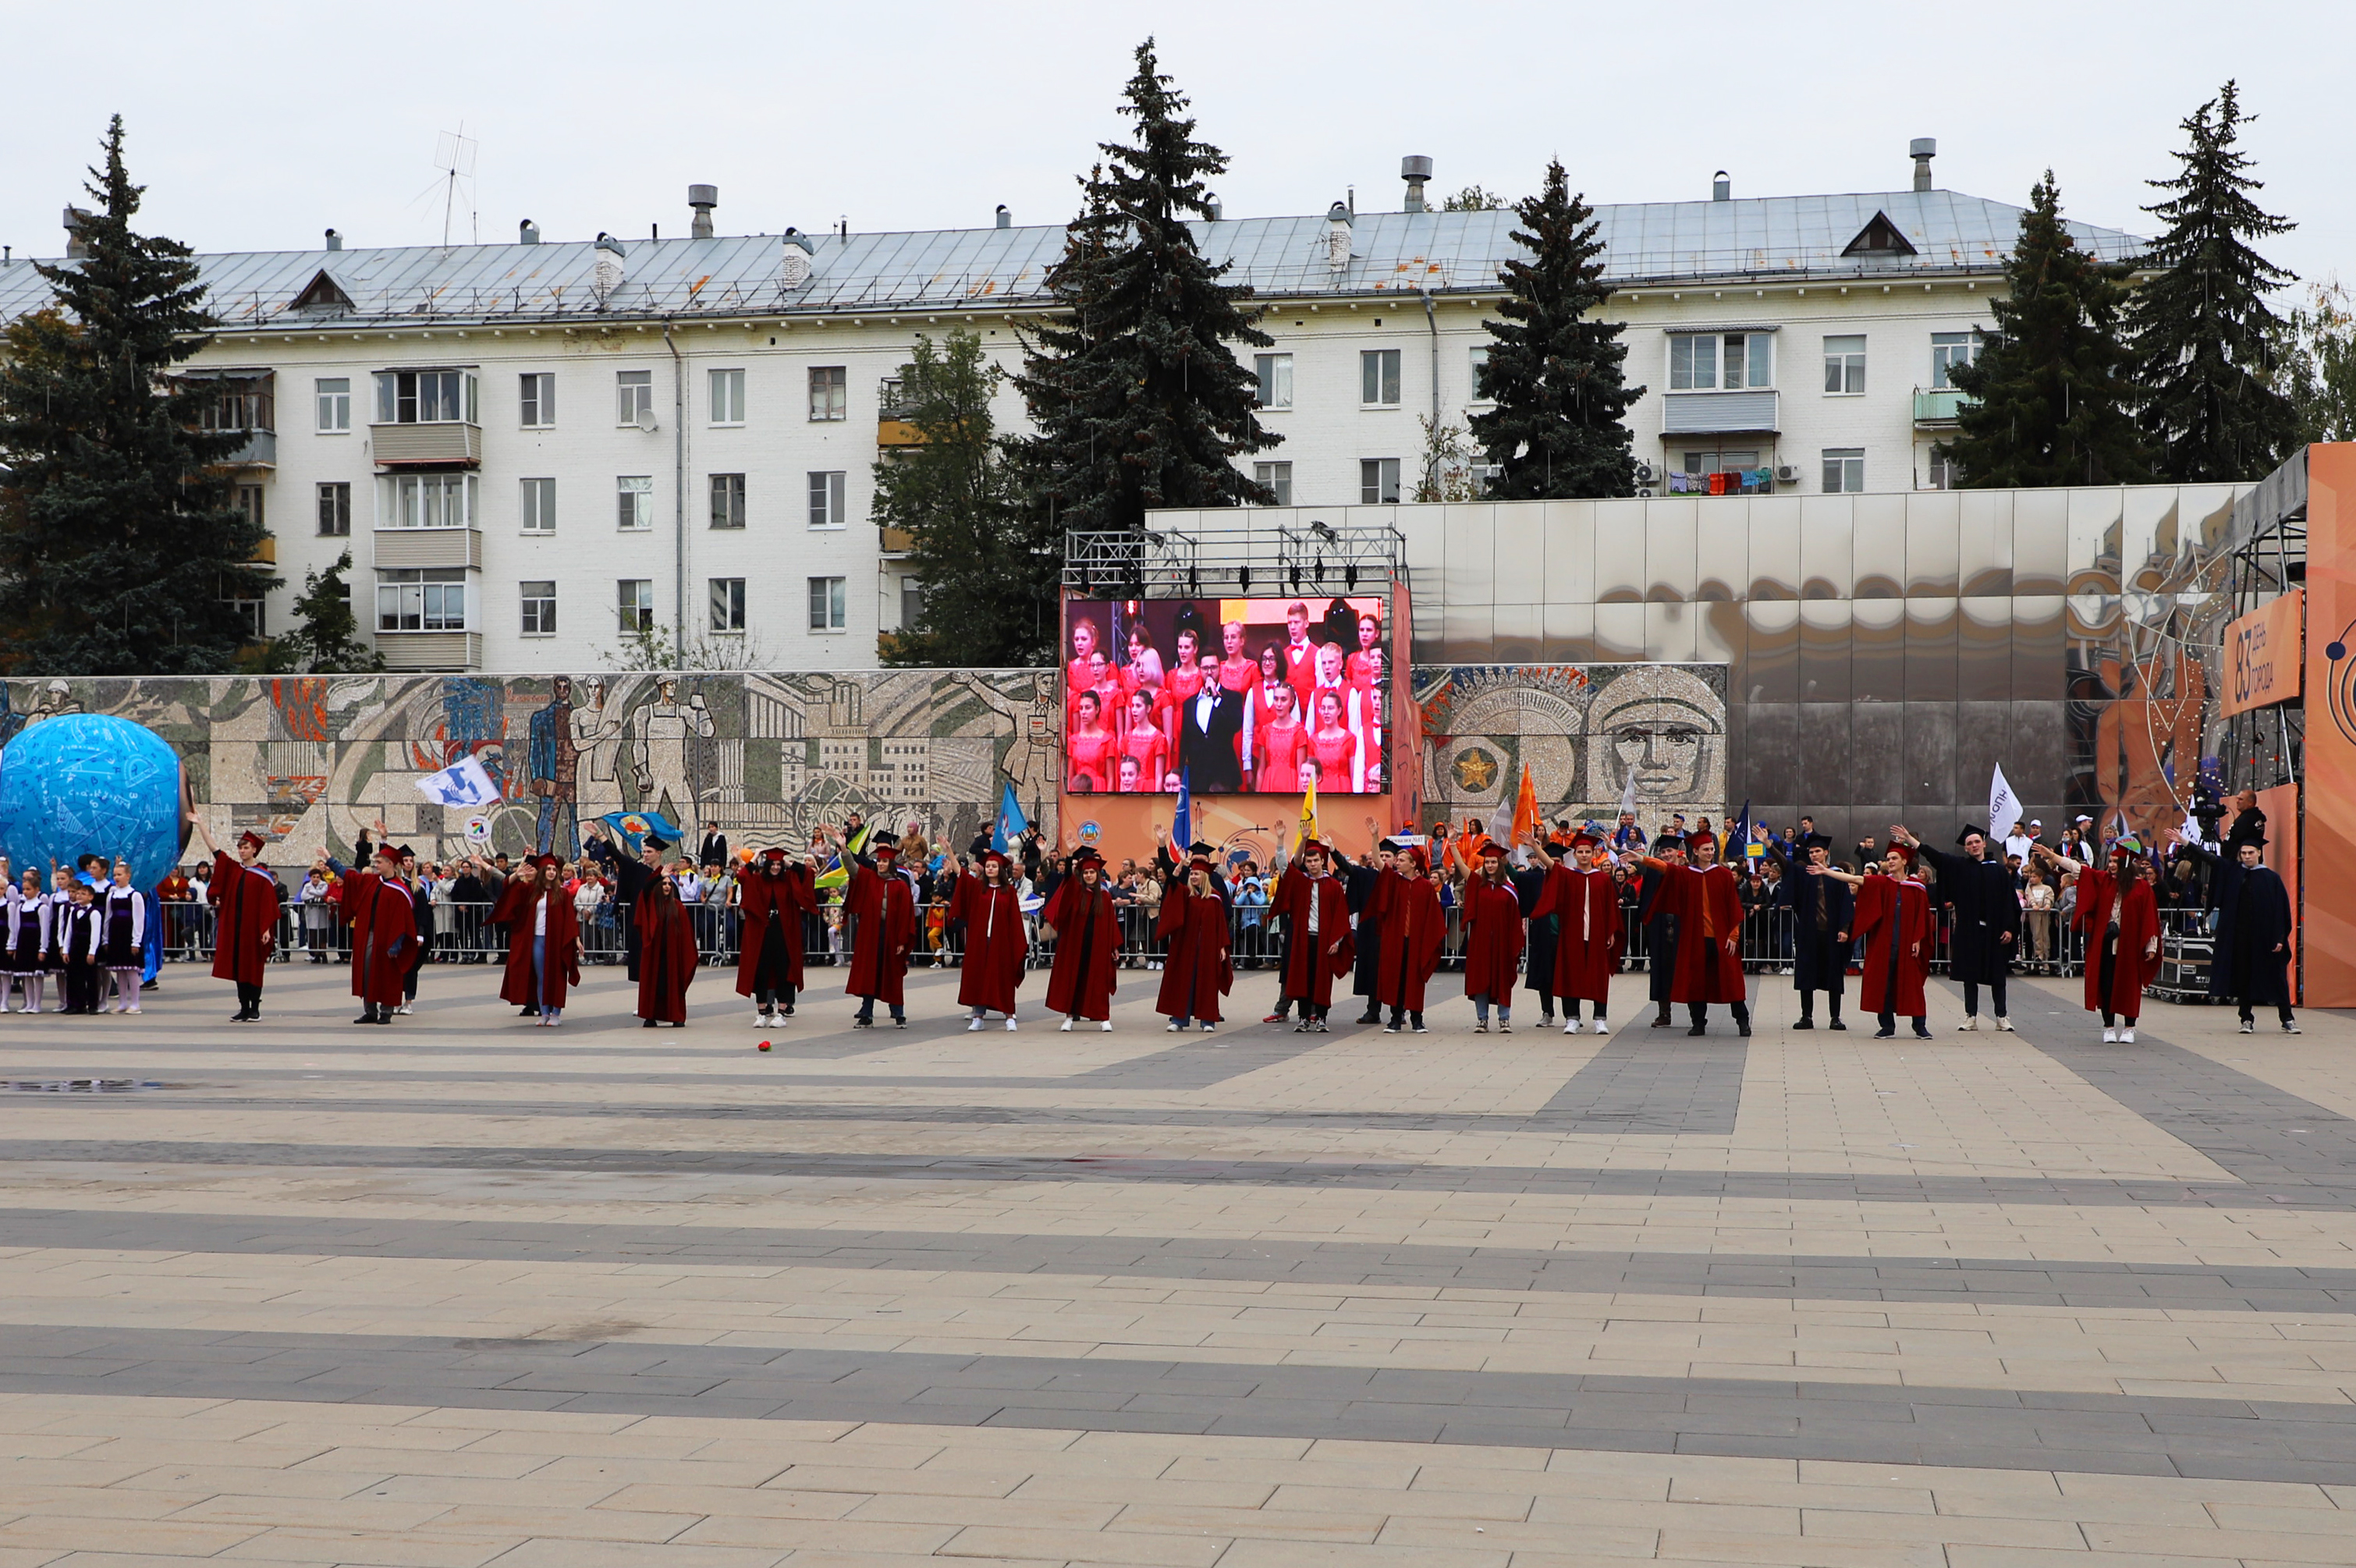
[{"x1": 5, "y1": 0, "x2": 2349, "y2": 293}]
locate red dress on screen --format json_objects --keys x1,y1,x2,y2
[
  {"x1": 1255, "y1": 718, "x2": 1309, "y2": 793},
  {"x1": 1066, "y1": 727, "x2": 1116, "y2": 793},
  {"x1": 1118, "y1": 725, "x2": 1168, "y2": 794},
  {"x1": 1310, "y1": 725, "x2": 1359, "y2": 791},
  {"x1": 1346, "y1": 649, "x2": 1382, "y2": 687},
  {"x1": 1158, "y1": 664, "x2": 1205, "y2": 754}
]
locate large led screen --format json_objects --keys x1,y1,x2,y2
[{"x1": 1063, "y1": 597, "x2": 1389, "y2": 796}]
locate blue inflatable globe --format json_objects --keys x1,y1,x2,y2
[{"x1": 0, "y1": 714, "x2": 186, "y2": 889}]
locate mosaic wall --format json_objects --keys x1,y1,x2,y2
[
  {"x1": 0, "y1": 671, "x2": 1056, "y2": 867},
  {"x1": 1414, "y1": 664, "x2": 1729, "y2": 832}
]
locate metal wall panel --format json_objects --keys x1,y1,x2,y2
[
  {"x1": 1741, "y1": 601, "x2": 1799, "y2": 703},
  {"x1": 1695, "y1": 601, "x2": 1747, "y2": 667},
  {"x1": 1746, "y1": 495, "x2": 1801, "y2": 601},
  {"x1": 1851, "y1": 493, "x2": 1907, "y2": 599},
  {"x1": 1440, "y1": 605, "x2": 1492, "y2": 664},
  {"x1": 1850, "y1": 701, "x2": 1905, "y2": 805},
  {"x1": 1958, "y1": 489, "x2": 2015, "y2": 598},
  {"x1": 1904, "y1": 597, "x2": 1957, "y2": 703},
  {"x1": 1644, "y1": 601, "x2": 1700, "y2": 662},
  {"x1": 1542, "y1": 602, "x2": 1596, "y2": 664},
  {"x1": 1594, "y1": 500, "x2": 1646, "y2": 604},
  {"x1": 1592, "y1": 601, "x2": 1647, "y2": 660},
  {"x1": 1492, "y1": 502, "x2": 1543, "y2": 601},
  {"x1": 2010, "y1": 700, "x2": 2067, "y2": 812},
  {"x1": 1442, "y1": 504, "x2": 1497, "y2": 615},
  {"x1": 2013, "y1": 488, "x2": 2070, "y2": 594},
  {"x1": 1904, "y1": 491, "x2": 1961, "y2": 598},
  {"x1": 1491, "y1": 603, "x2": 1541, "y2": 662},
  {"x1": 1799, "y1": 497, "x2": 1853, "y2": 600},
  {"x1": 1694, "y1": 501, "x2": 1748, "y2": 602},
  {"x1": 1800, "y1": 702, "x2": 1853, "y2": 806},
  {"x1": 1953, "y1": 700, "x2": 2013, "y2": 813},
  {"x1": 2067, "y1": 487, "x2": 2126, "y2": 590},
  {"x1": 1852, "y1": 598, "x2": 1905, "y2": 703},
  {"x1": 1645, "y1": 498, "x2": 1698, "y2": 603},
  {"x1": 1746, "y1": 703, "x2": 1801, "y2": 812},
  {"x1": 1902, "y1": 701, "x2": 1957, "y2": 811},
  {"x1": 2120, "y1": 486, "x2": 2174, "y2": 591},
  {"x1": 1957, "y1": 595, "x2": 2012, "y2": 702},
  {"x1": 1798, "y1": 599, "x2": 1850, "y2": 703},
  {"x1": 1540, "y1": 501, "x2": 1596, "y2": 607},
  {"x1": 2010, "y1": 597, "x2": 2066, "y2": 701}
]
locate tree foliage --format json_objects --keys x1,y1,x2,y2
[
  {"x1": 2273, "y1": 279, "x2": 2356, "y2": 444},
  {"x1": 1939, "y1": 173, "x2": 2150, "y2": 488},
  {"x1": 1467, "y1": 160, "x2": 1641, "y2": 500},
  {"x1": 2127, "y1": 81, "x2": 2299, "y2": 481},
  {"x1": 263, "y1": 550, "x2": 381, "y2": 673},
  {"x1": 0, "y1": 117, "x2": 274, "y2": 674},
  {"x1": 1011, "y1": 40, "x2": 1278, "y2": 537},
  {"x1": 1442, "y1": 185, "x2": 1507, "y2": 212}
]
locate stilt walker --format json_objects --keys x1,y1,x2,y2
[
  {"x1": 1271, "y1": 839, "x2": 1352, "y2": 1031},
  {"x1": 1154, "y1": 854, "x2": 1233, "y2": 1031},
  {"x1": 830, "y1": 830, "x2": 914, "y2": 1028},
  {"x1": 634, "y1": 871, "x2": 698, "y2": 1027},
  {"x1": 1531, "y1": 831, "x2": 1623, "y2": 1034},
  {"x1": 949, "y1": 850, "x2": 1027, "y2": 1031},
  {"x1": 189, "y1": 811, "x2": 279, "y2": 1021},
  {"x1": 328, "y1": 831, "x2": 416, "y2": 1026},
  {"x1": 1461, "y1": 840, "x2": 1525, "y2": 1032},
  {"x1": 99, "y1": 861, "x2": 146, "y2": 1013},
  {"x1": 1042, "y1": 848, "x2": 1119, "y2": 1031},
  {"x1": 735, "y1": 849, "x2": 816, "y2": 1028},
  {"x1": 1371, "y1": 844, "x2": 1444, "y2": 1033},
  {"x1": 2035, "y1": 839, "x2": 2159, "y2": 1041},
  {"x1": 494, "y1": 857, "x2": 582, "y2": 1026},
  {"x1": 1775, "y1": 834, "x2": 1853, "y2": 1031},
  {"x1": 1830, "y1": 847, "x2": 1932, "y2": 1038}
]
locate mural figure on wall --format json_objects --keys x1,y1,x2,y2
[
  {"x1": 527, "y1": 676, "x2": 626, "y2": 857},
  {"x1": 630, "y1": 677, "x2": 715, "y2": 825}
]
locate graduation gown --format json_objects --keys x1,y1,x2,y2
[
  {"x1": 1649, "y1": 862, "x2": 1746, "y2": 1005},
  {"x1": 1531, "y1": 864, "x2": 1623, "y2": 1005},
  {"x1": 1637, "y1": 864, "x2": 1679, "y2": 1004},
  {"x1": 208, "y1": 852, "x2": 280, "y2": 988},
  {"x1": 1775, "y1": 867, "x2": 1854, "y2": 994},
  {"x1": 843, "y1": 861, "x2": 917, "y2": 1005},
  {"x1": 1042, "y1": 878, "x2": 1119, "y2": 1021},
  {"x1": 2209, "y1": 860, "x2": 2294, "y2": 1008},
  {"x1": 100, "y1": 887, "x2": 145, "y2": 967},
  {"x1": 339, "y1": 870, "x2": 417, "y2": 1009},
  {"x1": 949, "y1": 878, "x2": 1027, "y2": 1013},
  {"x1": 734, "y1": 865, "x2": 817, "y2": 999},
  {"x1": 1459, "y1": 874, "x2": 1525, "y2": 1002},
  {"x1": 1916, "y1": 845, "x2": 2019, "y2": 984},
  {"x1": 1510, "y1": 864, "x2": 1559, "y2": 1002},
  {"x1": 1342, "y1": 860, "x2": 1383, "y2": 1000},
  {"x1": 1369, "y1": 869, "x2": 1444, "y2": 1013},
  {"x1": 1271, "y1": 867, "x2": 1353, "y2": 1006},
  {"x1": 610, "y1": 854, "x2": 660, "y2": 981},
  {"x1": 494, "y1": 882, "x2": 581, "y2": 1009},
  {"x1": 1154, "y1": 887, "x2": 1233, "y2": 1022},
  {"x1": 1854, "y1": 874, "x2": 1931, "y2": 1016},
  {"x1": 633, "y1": 888, "x2": 699, "y2": 1023},
  {"x1": 2073, "y1": 868, "x2": 2161, "y2": 1016}
]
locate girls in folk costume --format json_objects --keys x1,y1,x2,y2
[
  {"x1": 950, "y1": 850, "x2": 1029, "y2": 1031},
  {"x1": 1637, "y1": 832, "x2": 1751, "y2": 1037},
  {"x1": 57, "y1": 883, "x2": 101, "y2": 1015},
  {"x1": 328, "y1": 832, "x2": 417, "y2": 1027},
  {"x1": 1530, "y1": 832, "x2": 1623, "y2": 1034},
  {"x1": 1271, "y1": 839, "x2": 1354, "y2": 1032},
  {"x1": 1828, "y1": 847, "x2": 1932, "y2": 1038},
  {"x1": 99, "y1": 860, "x2": 147, "y2": 1013},
  {"x1": 1896, "y1": 825, "x2": 2019, "y2": 1031},
  {"x1": 1369, "y1": 845, "x2": 1443, "y2": 1034},
  {"x1": 1774, "y1": 834, "x2": 1854, "y2": 1030},
  {"x1": 189, "y1": 812, "x2": 281, "y2": 1021},
  {"x1": 1042, "y1": 847, "x2": 1120, "y2": 1031},
  {"x1": 493, "y1": 856, "x2": 583, "y2": 1027},
  {"x1": 830, "y1": 831, "x2": 916, "y2": 1028},
  {"x1": 2035, "y1": 839, "x2": 2161, "y2": 1041},
  {"x1": 1636, "y1": 838, "x2": 1685, "y2": 1027},
  {"x1": 633, "y1": 869, "x2": 699, "y2": 1027},
  {"x1": 735, "y1": 849, "x2": 817, "y2": 1028},
  {"x1": 1460, "y1": 841, "x2": 1526, "y2": 1032},
  {"x1": 5, "y1": 869, "x2": 54, "y2": 1013},
  {"x1": 1154, "y1": 853, "x2": 1233, "y2": 1031}
]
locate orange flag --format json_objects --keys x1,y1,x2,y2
[{"x1": 1510, "y1": 764, "x2": 1539, "y2": 850}]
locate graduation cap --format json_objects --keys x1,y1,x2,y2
[
  {"x1": 1070, "y1": 846, "x2": 1105, "y2": 867},
  {"x1": 532, "y1": 853, "x2": 563, "y2": 870},
  {"x1": 1187, "y1": 840, "x2": 1218, "y2": 857},
  {"x1": 871, "y1": 840, "x2": 899, "y2": 860},
  {"x1": 1800, "y1": 832, "x2": 1835, "y2": 852},
  {"x1": 1377, "y1": 838, "x2": 1402, "y2": 853},
  {"x1": 758, "y1": 846, "x2": 789, "y2": 863},
  {"x1": 1886, "y1": 843, "x2": 1918, "y2": 868},
  {"x1": 1956, "y1": 825, "x2": 1988, "y2": 846},
  {"x1": 1544, "y1": 839, "x2": 1576, "y2": 858},
  {"x1": 372, "y1": 841, "x2": 403, "y2": 862},
  {"x1": 236, "y1": 830, "x2": 266, "y2": 853},
  {"x1": 642, "y1": 834, "x2": 672, "y2": 852}
]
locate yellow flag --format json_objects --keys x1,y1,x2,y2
[{"x1": 1298, "y1": 777, "x2": 1320, "y2": 847}]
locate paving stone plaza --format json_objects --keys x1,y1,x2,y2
[{"x1": 3, "y1": 963, "x2": 2355, "y2": 1566}]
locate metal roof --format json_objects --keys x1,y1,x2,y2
[{"x1": 0, "y1": 188, "x2": 2145, "y2": 333}]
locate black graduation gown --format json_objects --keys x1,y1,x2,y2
[
  {"x1": 1773, "y1": 867, "x2": 1854, "y2": 995},
  {"x1": 1915, "y1": 845, "x2": 2020, "y2": 985},
  {"x1": 1343, "y1": 860, "x2": 1383, "y2": 1000},
  {"x1": 610, "y1": 854, "x2": 660, "y2": 981},
  {"x1": 1638, "y1": 866, "x2": 1678, "y2": 1003},
  {"x1": 2207, "y1": 856, "x2": 2294, "y2": 1007},
  {"x1": 1511, "y1": 863, "x2": 1559, "y2": 1002}
]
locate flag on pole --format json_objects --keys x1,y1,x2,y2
[
  {"x1": 1987, "y1": 764, "x2": 2022, "y2": 842},
  {"x1": 415, "y1": 754, "x2": 500, "y2": 809},
  {"x1": 992, "y1": 779, "x2": 1028, "y2": 854},
  {"x1": 814, "y1": 817, "x2": 872, "y2": 892},
  {"x1": 1617, "y1": 760, "x2": 1638, "y2": 821},
  {"x1": 1486, "y1": 765, "x2": 1517, "y2": 850},
  {"x1": 597, "y1": 811, "x2": 682, "y2": 857},
  {"x1": 1297, "y1": 775, "x2": 1319, "y2": 849},
  {"x1": 1172, "y1": 767, "x2": 1194, "y2": 858},
  {"x1": 1510, "y1": 763, "x2": 1539, "y2": 850},
  {"x1": 1729, "y1": 799, "x2": 1751, "y2": 860}
]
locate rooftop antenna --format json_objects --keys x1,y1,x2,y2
[{"x1": 432, "y1": 126, "x2": 478, "y2": 247}]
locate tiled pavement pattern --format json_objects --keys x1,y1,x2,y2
[{"x1": 3, "y1": 965, "x2": 2356, "y2": 1564}]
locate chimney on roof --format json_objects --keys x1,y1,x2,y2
[
  {"x1": 1910, "y1": 137, "x2": 1937, "y2": 193},
  {"x1": 1712, "y1": 171, "x2": 1730, "y2": 203},
  {"x1": 519, "y1": 218, "x2": 540, "y2": 245},
  {"x1": 779, "y1": 228, "x2": 814, "y2": 289},
  {"x1": 995, "y1": 204, "x2": 1010, "y2": 230},
  {"x1": 593, "y1": 232, "x2": 626, "y2": 306},
  {"x1": 1401, "y1": 155, "x2": 1432, "y2": 214},
  {"x1": 62, "y1": 206, "x2": 93, "y2": 259},
  {"x1": 1325, "y1": 200, "x2": 1354, "y2": 271},
  {"x1": 687, "y1": 184, "x2": 718, "y2": 239},
  {"x1": 325, "y1": 228, "x2": 342, "y2": 252},
  {"x1": 1205, "y1": 192, "x2": 1222, "y2": 220}
]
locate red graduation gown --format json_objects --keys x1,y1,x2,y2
[
  {"x1": 1460, "y1": 874, "x2": 1525, "y2": 1001},
  {"x1": 208, "y1": 851, "x2": 279, "y2": 988},
  {"x1": 1370, "y1": 870, "x2": 1443, "y2": 1013},
  {"x1": 1533, "y1": 864, "x2": 1623, "y2": 1004},
  {"x1": 1042, "y1": 878, "x2": 1120, "y2": 1022},
  {"x1": 949, "y1": 878, "x2": 1028, "y2": 1013},
  {"x1": 494, "y1": 882, "x2": 581, "y2": 1009},
  {"x1": 634, "y1": 889, "x2": 699, "y2": 1023},
  {"x1": 733, "y1": 865, "x2": 817, "y2": 998},
  {"x1": 1651, "y1": 861, "x2": 1746, "y2": 1004},
  {"x1": 843, "y1": 862, "x2": 916, "y2": 1006},
  {"x1": 1854, "y1": 874, "x2": 1931, "y2": 1016},
  {"x1": 339, "y1": 869, "x2": 416, "y2": 1009},
  {"x1": 1272, "y1": 867, "x2": 1353, "y2": 1006},
  {"x1": 2073, "y1": 869, "x2": 2162, "y2": 1016},
  {"x1": 1155, "y1": 889, "x2": 1233, "y2": 1022}
]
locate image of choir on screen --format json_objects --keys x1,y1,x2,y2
[{"x1": 1063, "y1": 597, "x2": 1389, "y2": 796}]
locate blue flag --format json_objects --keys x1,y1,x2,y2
[
  {"x1": 992, "y1": 780, "x2": 1028, "y2": 854},
  {"x1": 1172, "y1": 766, "x2": 1193, "y2": 857},
  {"x1": 1730, "y1": 799, "x2": 1753, "y2": 860},
  {"x1": 598, "y1": 811, "x2": 683, "y2": 857}
]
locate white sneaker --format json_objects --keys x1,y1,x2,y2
[
  {"x1": 1592, "y1": 1020, "x2": 1610, "y2": 1036},
  {"x1": 1005, "y1": 1018, "x2": 1017, "y2": 1031},
  {"x1": 1165, "y1": 1021, "x2": 1181, "y2": 1032},
  {"x1": 1201, "y1": 1023, "x2": 1216, "y2": 1033},
  {"x1": 1100, "y1": 1021, "x2": 1112, "y2": 1032},
  {"x1": 1563, "y1": 1019, "x2": 1579, "y2": 1034},
  {"x1": 1957, "y1": 1016, "x2": 1979, "y2": 1031},
  {"x1": 2120, "y1": 1027, "x2": 2137, "y2": 1044},
  {"x1": 1059, "y1": 1018, "x2": 1073, "y2": 1033},
  {"x1": 966, "y1": 1017, "x2": 984, "y2": 1032},
  {"x1": 2239, "y1": 1019, "x2": 2256, "y2": 1034},
  {"x1": 1995, "y1": 1017, "x2": 2014, "y2": 1032},
  {"x1": 125, "y1": 1006, "x2": 141, "y2": 1015},
  {"x1": 396, "y1": 1003, "x2": 413, "y2": 1015},
  {"x1": 752, "y1": 1009, "x2": 768, "y2": 1026},
  {"x1": 2101, "y1": 1027, "x2": 2117, "y2": 1043},
  {"x1": 2284, "y1": 1020, "x2": 2304, "y2": 1035}
]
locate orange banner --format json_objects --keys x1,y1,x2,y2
[
  {"x1": 2221, "y1": 589, "x2": 2303, "y2": 718},
  {"x1": 2303, "y1": 445, "x2": 2356, "y2": 1006}
]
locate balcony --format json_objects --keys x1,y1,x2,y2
[
  {"x1": 1912, "y1": 387, "x2": 1972, "y2": 427},
  {"x1": 1661, "y1": 389, "x2": 1779, "y2": 436},
  {"x1": 877, "y1": 375, "x2": 924, "y2": 447},
  {"x1": 374, "y1": 630, "x2": 482, "y2": 671},
  {"x1": 218, "y1": 429, "x2": 276, "y2": 469},
  {"x1": 879, "y1": 526, "x2": 914, "y2": 557},
  {"x1": 373, "y1": 527, "x2": 483, "y2": 569},
  {"x1": 369, "y1": 422, "x2": 482, "y2": 467}
]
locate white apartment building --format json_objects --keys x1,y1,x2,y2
[{"x1": 0, "y1": 142, "x2": 2143, "y2": 672}]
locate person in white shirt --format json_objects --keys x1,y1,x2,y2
[{"x1": 2003, "y1": 819, "x2": 2038, "y2": 867}]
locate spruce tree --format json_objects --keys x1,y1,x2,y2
[
  {"x1": 1013, "y1": 41, "x2": 1278, "y2": 536},
  {"x1": 2127, "y1": 81, "x2": 2299, "y2": 481},
  {"x1": 0, "y1": 117, "x2": 273, "y2": 674},
  {"x1": 1468, "y1": 160, "x2": 1641, "y2": 499},
  {"x1": 1940, "y1": 173, "x2": 2151, "y2": 488}
]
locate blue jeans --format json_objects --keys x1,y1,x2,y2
[
  {"x1": 533, "y1": 934, "x2": 561, "y2": 1019},
  {"x1": 1472, "y1": 994, "x2": 1510, "y2": 1024}
]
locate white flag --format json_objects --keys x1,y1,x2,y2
[
  {"x1": 1987, "y1": 763, "x2": 2021, "y2": 842},
  {"x1": 414, "y1": 754, "x2": 500, "y2": 809},
  {"x1": 1618, "y1": 761, "x2": 1638, "y2": 820}
]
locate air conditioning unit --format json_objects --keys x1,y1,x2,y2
[
  {"x1": 1636, "y1": 487, "x2": 1655, "y2": 499},
  {"x1": 1774, "y1": 464, "x2": 1801, "y2": 485},
  {"x1": 1634, "y1": 460, "x2": 1658, "y2": 484}
]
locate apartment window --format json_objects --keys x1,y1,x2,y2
[
  {"x1": 376, "y1": 568, "x2": 468, "y2": 632},
  {"x1": 807, "y1": 470, "x2": 846, "y2": 529},
  {"x1": 1822, "y1": 335, "x2": 1867, "y2": 396},
  {"x1": 520, "y1": 372, "x2": 555, "y2": 427},
  {"x1": 1253, "y1": 353, "x2": 1293, "y2": 410},
  {"x1": 1360, "y1": 458, "x2": 1401, "y2": 504},
  {"x1": 1254, "y1": 461, "x2": 1293, "y2": 506},
  {"x1": 616, "y1": 370, "x2": 654, "y2": 425},
  {"x1": 900, "y1": 577, "x2": 924, "y2": 630},
  {"x1": 710, "y1": 473, "x2": 747, "y2": 529},
  {"x1": 316, "y1": 481, "x2": 351, "y2": 537},
  {"x1": 520, "y1": 477, "x2": 556, "y2": 534},
  {"x1": 1822, "y1": 448, "x2": 1865, "y2": 493},
  {"x1": 1680, "y1": 449, "x2": 1761, "y2": 477},
  {"x1": 1469, "y1": 346, "x2": 1492, "y2": 402},
  {"x1": 1923, "y1": 453, "x2": 1960, "y2": 490},
  {"x1": 1669, "y1": 332, "x2": 1772, "y2": 391},
  {"x1": 314, "y1": 378, "x2": 350, "y2": 432},
  {"x1": 222, "y1": 584, "x2": 264, "y2": 640},
  {"x1": 616, "y1": 475, "x2": 653, "y2": 530},
  {"x1": 198, "y1": 378, "x2": 272, "y2": 432},
  {"x1": 1930, "y1": 331, "x2": 1982, "y2": 389},
  {"x1": 373, "y1": 369, "x2": 475, "y2": 424},
  {"x1": 616, "y1": 579, "x2": 655, "y2": 633},
  {"x1": 233, "y1": 483, "x2": 265, "y2": 530},
  {"x1": 382, "y1": 473, "x2": 475, "y2": 529},
  {"x1": 808, "y1": 365, "x2": 846, "y2": 420},
  {"x1": 708, "y1": 576, "x2": 747, "y2": 633},
  {"x1": 709, "y1": 367, "x2": 746, "y2": 425},
  {"x1": 1360, "y1": 349, "x2": 1401, "y2": 406},
  {"x1": 520, "y1": 580, "x2": 556, "y2": 636},
  {"x1": 807, "y1": 575, "x2": 847, "y2": 631}
]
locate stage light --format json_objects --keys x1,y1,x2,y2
[
  {"x1": 1345, "y1": 564, "x2": 1359, "y2": 591},
  {"x1": 1238, "y1": 566, "x2": 1251, "y2": 594},
  {"x1": 1289, "y1": 565, "x2": 1302, "y2": 593}
]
